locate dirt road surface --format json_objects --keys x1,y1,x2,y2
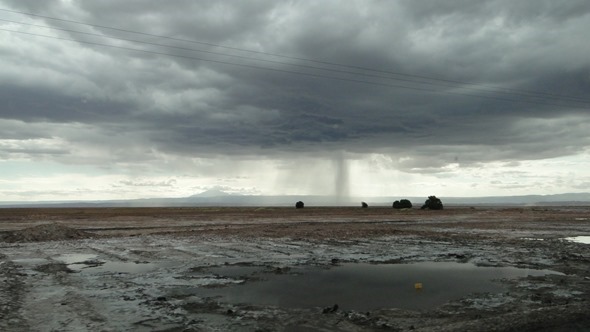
[{"x1": 1, "y1": 206, "x2": 589, "y2": 331}]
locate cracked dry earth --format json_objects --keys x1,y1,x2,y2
[{"x1": 0, "y1": 206, "x2": 589, "y2": 331}]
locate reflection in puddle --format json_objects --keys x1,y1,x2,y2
[
  {"x1": 564, "y1": 236, "x2": 590, "y2": 244},
  {"x1": 191, "y1": 262, "x2": 561, "y2": 311}
]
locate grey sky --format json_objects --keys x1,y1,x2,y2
[{"x1": 1, "y1": 0, "x2": 589, "y2": 200}]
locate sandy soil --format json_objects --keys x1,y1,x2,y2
[{"x1": 0, "y1": 206, "x2": 589, "y2": 331}]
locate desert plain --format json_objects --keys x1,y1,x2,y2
[{"x1": 0, "y1": 206, "x2": 589, "y2": 331}]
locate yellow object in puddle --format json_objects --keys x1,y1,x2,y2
[{"x1": 414, "y1": 282, "x2": 423, "y2": 290}]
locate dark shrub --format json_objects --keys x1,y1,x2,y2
[
  {"x1": 361, "y1": 202, "x2": 369, "y2": 208},
  {"x1": 400, "y1": 199, "x2": 412, "y2": 208},
  {"x1": 421, "y1": 196, "x2": 443, "y2": 210},
  {"x1": 295, "y1": 201, "x2": 304, "y2": 209},
  {"x1": 393, "y1": 199, "x2": 412, "y2": 209}
]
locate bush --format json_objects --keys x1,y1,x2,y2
[
  {"x1": 421, "y1": 196, "x2": 443, "y2": 210},
  {"x1": 393, "y1": 199, "x2": 412, "y2": 209},
  {"x1": 295, "y1": 201, "x2": 304, "y2": 209}
]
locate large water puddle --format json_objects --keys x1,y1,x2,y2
[{"x1": 187, "y1": 262, "x2": 561, "y2": 311}]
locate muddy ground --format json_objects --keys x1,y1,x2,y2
[{"x1": 0, "y1": 206, "x2": 589, "y2": 331}]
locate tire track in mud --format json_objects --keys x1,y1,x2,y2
[
  {"x1": 0, "y1": 258, "x2": 31, "y2": 332},
  {"x1": 1, "y1": 248, "x2": 84, "y2": 332},
  {"x1": 201, "y1": 240, "x2": 283, "y2": 262},
  {"x1": 12, "y1": 257, "x2": 110, "y2": 331},
  {"x1": 0, "y1": 241, "x2": 190, "y2": 331},
  {"x1": 82, "y1": 244, "x2": 132, "y2": 262},
  {"x1": 21, "y1": 242, "x2": 191, "y2": 331}
]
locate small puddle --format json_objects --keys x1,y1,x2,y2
[
  {"x1": 205, "y1": 265, "x2": 266, "y2": 278},
  {"x1": 54, "y1": 253, "x2": 157, "y2": 273},
  {"x1": 80, "y1": 261, "x2": 157, "y2": 273},
  {"x1": 563, "y1": 236, "x2": 590, "y2": 244},
  {"x1": 187, "y1": 262, "x2": 561, "y2": 311},
  {"x1": 11, "y1": 258, "x2": 50, "y2": 266},
  {"x1": 55, "y1": 254, "x2": 98, "y2": 265}
]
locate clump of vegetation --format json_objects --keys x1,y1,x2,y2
[
  {"x1": 421, "y1": 196, "x2": 443, "y2": 210},
  {"x1": 295, "y1": 201, "x2": 304, "y2": 209},
  {"x1": 392, "y1": 199, "x2": 413, "y2": 209},
  {"x1": 361, "y1": 202, "x2": 369, "y2": 208}
]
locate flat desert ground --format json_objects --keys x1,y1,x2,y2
[{"x1": 0, "y1": 206, "x2": 589, "y2": 331}]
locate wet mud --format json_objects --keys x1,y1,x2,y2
[{"x1": 0, "y1": 206, "x2": 589, "y2": 331}]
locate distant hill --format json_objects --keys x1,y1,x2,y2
[
  {"x1": 1, "y1": 192, "x2": 590, "y2": 208},
  {"x1": 191, "y1": 189, "x2": 234, "y2": 198}
]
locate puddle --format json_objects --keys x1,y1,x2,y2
[
  {"x1": 54, "y1": 254, "x2": 98, "y2": 265},
  {"x1": 79, "y1": 261, "x2": 158, "y2": 273},
  {"x1": 54, "y1": 253, "x2": 157, "y2": 273},
  {"x1": 187, "y1": 262, "x2": 561, "y2": 311},
  {"x1": 11, "y1": 258, "x2": 50, "y2": 266},
  {"x1": 563, "y1": 236, "x2": 590, "y2": 244},
  {"x1": 205, "y1": 265, "x2": 266, "y2": 278}
]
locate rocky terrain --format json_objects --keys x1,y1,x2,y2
[{"x1": 0, "y1": 206, "x2": 589, "y2": 331}]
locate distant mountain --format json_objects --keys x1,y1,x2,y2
[
  {"x1": 191, "y1": 189, "x2": 234, "y2": 198},
  {"x1": 1, "y1": 192, "x2": 589, "y2": 208}
]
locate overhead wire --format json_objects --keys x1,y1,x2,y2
[
  {"x1": 3, "y1": 27, "x2": 587, "y2": 111},
  {"x1": 0, "y1": 7, "x2": 588, "y2": 109},
  {"x1": 1, "y1": 7, "x2": 588, "y2": 105},
  {"x1": 2, "y1": 17, "x2": 589, "y2": 107}
]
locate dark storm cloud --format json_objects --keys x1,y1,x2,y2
[
  {"x1": 1, "y1": 0, "x2": 589, "y2": 170},
  {"x1": 0, "y1": 84, "x2": 135, "y2": 123}
]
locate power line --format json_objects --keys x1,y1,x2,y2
[
  {"x1": 3, "y1": 17, "x2": 589, "y2": 106},
  {"x1": 1, "y1": 7, "x2": 588, "y2": 105},
  {"x1": 2, "y1": 27, "x2": 586, "y2": 111}
]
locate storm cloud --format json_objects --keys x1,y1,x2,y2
[{"x1": 1, "y1": 0, "x2": 589, "y2": 200}]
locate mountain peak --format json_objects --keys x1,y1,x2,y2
[{"x1": 191, "y1": 189, "x2": 232, "y2": 198}]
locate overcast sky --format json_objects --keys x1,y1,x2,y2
[{"x1": 1, "y1": 0, "x2": 589, "y2": 201}]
